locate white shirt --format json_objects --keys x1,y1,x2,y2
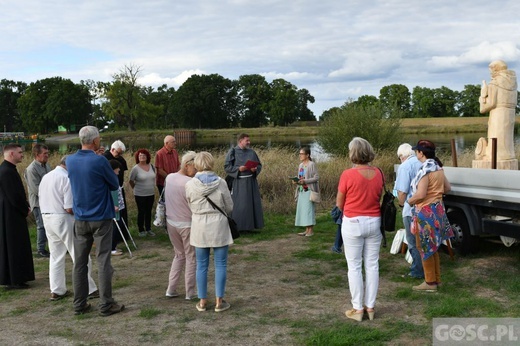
[{"x1": 38, "y1": 166, "x2": 73, "y2": 214}]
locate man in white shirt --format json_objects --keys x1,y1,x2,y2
[{"x1": 39, "y1": 156, "x2": 98, "y2": 301}]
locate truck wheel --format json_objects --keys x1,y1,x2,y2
[{"x1": 447, "y1": 210, "x2": 477, "y2": 255}]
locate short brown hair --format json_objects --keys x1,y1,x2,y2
[{"x1": 134, "y1": 149, "x2": 151, "y2": 164}]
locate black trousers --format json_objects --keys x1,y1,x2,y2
[{"x1": 134, "y1": 195, "x2": 155, "y2": 233}]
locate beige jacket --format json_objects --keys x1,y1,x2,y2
[{"x1": 185, "y1": 172, "x2": 234, "y2": 248}]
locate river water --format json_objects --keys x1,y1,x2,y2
[{"x1": 11, "y1": 131, "x2": 511, "y2": 162}]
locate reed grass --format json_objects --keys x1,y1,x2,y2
[{"x1": 15, "y1": 143, "x2": 519, "y2": 220}]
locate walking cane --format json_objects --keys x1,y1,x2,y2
[
  {"x1": 121, "y1": 218, "x2": 137, "y2": 250},
  {"x1": 113, "y1": 218, "x2": 133, "y2": 258}
]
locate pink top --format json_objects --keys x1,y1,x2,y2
[
  {"x1": 338, "y1": 167, "x2": 383, "y2": 218},
  {"x1": 164, "y1": 172, "x2": 192, "y2": 226}
]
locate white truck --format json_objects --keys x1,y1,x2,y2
[{"x1": 442, "y1": 166, "x2": 520, "y2": 255}]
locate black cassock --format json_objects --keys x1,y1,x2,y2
[{"x1": 0, "y1": 160, "x2": 35, "y2": 286}]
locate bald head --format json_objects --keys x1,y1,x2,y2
[{"x1": 164, "y1": 135, "x2": 177, "y2": 151}]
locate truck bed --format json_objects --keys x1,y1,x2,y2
[{"x1": 443, "y1": 167, "x2": 520, "y2": 204}]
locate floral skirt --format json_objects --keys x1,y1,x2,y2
[{"x1": 411, "y1": 201, "x2": 454, "y2": 260}]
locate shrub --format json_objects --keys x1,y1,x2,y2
[{"x1": 317, "y1": 104, "x2": 402, "y2": 156}]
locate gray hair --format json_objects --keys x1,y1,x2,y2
[
  {"x1": 397, "y1": 143, "x2": 414, "y2": 159},
  {"x1": 181, "y1": 151, "x2": 197, "y2": 166},
  {"x1": 59, "y1": 155, "x2": 68, "y2": 166},
  {"x1": 348, "y1": 137, "x2": 376, "y2": 164},
  {"x1": 79, "y1": 126, "x2": 100, "y2": 145},
  {"x1": 111, "y1": 140, "x2": 126, "y2": 152}
]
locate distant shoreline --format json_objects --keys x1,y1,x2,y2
[{"x1": 42, "y1": 116, "x2": 520, "y2": 142}]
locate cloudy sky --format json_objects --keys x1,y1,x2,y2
[{"x1": 2, "y1": 0, "x2": 520, "y2": 117}]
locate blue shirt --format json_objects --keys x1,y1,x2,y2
[
  {"x1": 394, "y1": 155, "x2": 422, "y2": 217},
  {"x1": 67, "y1": 150, "x2": 119, "y2": 221}
]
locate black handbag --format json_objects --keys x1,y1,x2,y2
[
  {"x1": 377, "y1": 168, "x2": 397, "y2": 233},
  {"x1": 205, "y1": 196, "x2": 240, "y2": 240}
]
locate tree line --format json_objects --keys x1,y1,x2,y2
[
  {"x1": 0, "y1": 65, "x2": 316, "y2": 133},
  {"x1": 2, "y1": 64, "x2": 520, "y2": 134}
]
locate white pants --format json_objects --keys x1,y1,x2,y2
[
  {"x1": 342, "y1": 215, "x2": 382, "y2": 310},
  {"x1": 43, "y1": 214, "x2": 97, "y2": 295}
]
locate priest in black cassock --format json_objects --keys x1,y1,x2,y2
[
  {"x1": 224, "y1": 133, "x2": 264, "y2": 231},
  {"x1": 0, "y1": 143, "x2": 35, "y2": 289}
]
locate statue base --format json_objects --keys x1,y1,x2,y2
[{"x1": 472, "y1": 159, "x2": 518, "y2": 170}]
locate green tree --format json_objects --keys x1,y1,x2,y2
[
  {"x1": 268, "y1": 79, "x2": 299, "y2": 126},
  {"x1": 237, "y1": 74, "x2": 270, "y2": 127},
  {"x1": 18, "y1": 77, "x2": 91, "y2": 134},
  {"x1": 411, "y1": 86, "x2": 435, "y2": 118},
  {"x1": 319, "y1": 106, "x2": 341, "y2": 122},
  {"x1": 379, "y1": 84, "x2": 411, "y2": 117},
  {"x1": 102, "y1": 64, "x2": 162, "y2": 131},
  {"x1": 0, "y1": 79, "x2": 27, "y2": 132},
  {"x1": 457, "y1": 84, "x2": 482, "y2": 117},
  {"x1": 318, "y1": 102, "x2": 402, "y2": 156},
  {"x1": 172, "y1": 74, "x2": 238, "y2": 128},
  {"x1": 143, "y1": 84, "x2": 176, "y2": 128},
  {"x1": 353, "y1": 95, "x2": 379, "y2": 108},
  {"x1": 296, "y1": 88, "x2": 316, "y2": 121}
]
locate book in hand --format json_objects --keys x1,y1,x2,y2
[
  {"x1": 289, "y1": 176, "x2": 300, "y2": 182},
  {"x1": 244, "y1": 160, "x2": 259, "y2": 170}
]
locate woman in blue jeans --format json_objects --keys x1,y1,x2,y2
[{"x1": 185, "y1": 152, "x2": 234, "y2": 312}]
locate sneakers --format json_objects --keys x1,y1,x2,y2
[
  {"x1": 99, "y1": 303, "x2": 125, "y2": 317},
  {"x1": 215, "y1": 301, "x2": 231, "y2": 312},
  {"x1": 139, "y1": 231, "x2": 147, "y2": 237},
  {"x1": 147, "y1": 230, "x2": 156, "y2": 237},
  {"x1": 88, "y1": 290, "x2": 100, "y2": 299},
  {"x1": 50, "y1": 291, "x2": 70, "y2": 301},
  {"x1": 196, "y1": 302, "x2": 207, "y2": 312},
  {"x1": 74, "y1": 303, "x2": 91, "y2": 315},
  {"x1": 111, "y1": 249, "x2": 123, "y2": 256},
  {"x1": 165, "y1": 291, "x2": 180, "y2": 298},
  {"x1": 413, "y1": 281, "x2": 438, "y2": 292},
  {"x1": 37, "y1": 250, "x2": 50, "y2": 258},
  {"x1": 185, "y1": 295, "x2": 198, "y2": 301}
]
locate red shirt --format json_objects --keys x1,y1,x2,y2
[
  {"x1": 154, "y1": 146, "x2": 180, "y2": 186},
  {"x1": 337, "y1": 167, "x2": 383, "y2": 218}
]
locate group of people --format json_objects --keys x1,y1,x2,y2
[
  {"x1": 0, "y1": 128, "x2": 265, "y2": 315},
  {"x1": 1, "y1": 127, "x2": 453, "y2": 320},
  {"x1": 334, "y1": 137, "x2": 453, "y2": 322}
]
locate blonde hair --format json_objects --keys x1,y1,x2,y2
[
  {"x1": 349, "y1": 137, "x2": 375, "y2": 164},
  {"x1": 181, "y1": 151, "x2": 197, "y2": 166},
  {"x1": 194, "y1": 151, "x2": 214, "y2": 171}
]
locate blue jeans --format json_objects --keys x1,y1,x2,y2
[
  {"x1": 332, "y1": 224, "x2": 343, "y2": 251},
  {"x1": 404, "y1": 216, "x2": 424, "y2": 278},
  {"x1": 33, "y1": 207, "x2": 48, "y2": 252},
  {"x1": 195, "y1": 246, "x2": 228, "y2": 299}
]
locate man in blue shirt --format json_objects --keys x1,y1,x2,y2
[
  {"x1": 67, "y1": 126, "x2": 124, "y2": 316},
  {"x1": 395, "y1": 143, "x2": 424, "y2": 279}
]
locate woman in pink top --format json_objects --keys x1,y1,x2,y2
[
  {"x1": 164, "y1": 151, "x2": 198, "y2": 299},
  {"x1": 336, "y1": 137, "x2": 383, "y2": 322}
]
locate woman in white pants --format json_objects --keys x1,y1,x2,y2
[{"x1": 336, "y1": 137, "x2": 384, "y2": 322}]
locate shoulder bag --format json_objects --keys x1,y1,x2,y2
[
  {"x1": 205, "y1": 196, "x2": 240, "y2": 240},
  {"x1": 377, "y1": 167, "x2": 397, "y2": 233},
  {"x1": 153, "y1": 188, "x2": 166, "y2": 227}
]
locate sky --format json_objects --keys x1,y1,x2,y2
[{"x1": 2, "y1": 0, "x2": 520, "y2": 118}]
